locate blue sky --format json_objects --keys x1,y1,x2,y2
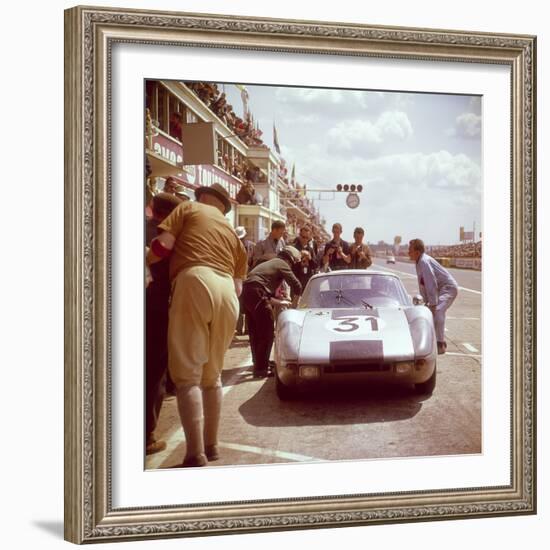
[{"x1": 220, "y1": 83, "x2": 482, "y2": 245}]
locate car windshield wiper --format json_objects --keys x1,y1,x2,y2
[
  {"x1": 361, "y1": 300, "x2": 374, "y2": 309},
  {"x1": 334, "y1": 289, "x2": 355, "y2": 306}
]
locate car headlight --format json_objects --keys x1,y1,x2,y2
[
  {"x1": 395, "y1": 361, "x2": 414, "y2": 374},
  {"x1": 299, "y1": 365, "x2": 321, "y2": 379}
]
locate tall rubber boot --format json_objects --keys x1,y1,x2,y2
[
  {"x1": 176, "y1": 385, "x2": 207, "y2": 467},
  {"x1": 202, "y1": 386, "x2": 223, "y2": 461}
]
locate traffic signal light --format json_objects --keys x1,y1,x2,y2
[{"x1": 336, "y1": 184, "x2": 363, "y2": 192}]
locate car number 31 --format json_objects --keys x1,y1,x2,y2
[{"x1": 326, "y1": 316, "x2": 382, "y2": 334}]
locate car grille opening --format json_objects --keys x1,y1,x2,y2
[{"x1": 324, "y1": 363, "x2": 391, "y2": 374}]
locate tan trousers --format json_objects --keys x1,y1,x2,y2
[{"x1": 168, "y1": 266, "x2": 239, "y2": 388}]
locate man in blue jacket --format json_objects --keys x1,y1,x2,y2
[{"x1": 408, "y1": 238, "x2": 459, "y2": 355}]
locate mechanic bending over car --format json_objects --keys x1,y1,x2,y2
[
  {"x1": 242, "y1": 246, "x2": 303, "y2": 378},
  {"x1": 408, "y1": 238, "x2": 459, "y2": 355}
]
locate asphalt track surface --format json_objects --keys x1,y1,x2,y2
[{"x1": 146, "y1": 258, "x2": 482, "y2": 469}]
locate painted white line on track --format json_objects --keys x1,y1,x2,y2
[
  {"x1": 462, "y1": 343, "x2": 479, "y2": 353},
  {"x1": 374, "y1": 263, "x2": 482, "y2": 295},
  {"x1": 146, "y1": 352, "x2": 252, "y2": 470},
  {"x1": 457, "y1": 286, "x2": 482, "y2": 295},
  {"x1": 445, "y1": 352, "x2": 482, "y2": 358},
  {"x1": 373, "y1": 264, "x2": 416, "y2": 279},
  {"x1": 217, "y1": 441, "x2": 322, "y2": 463},
  {"x1": 447, "y1": 317, "x2": 480, "y2": 320}
]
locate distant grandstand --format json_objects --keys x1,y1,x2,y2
[
  {"x1": 369, "y1": 241, "x2": 482, "y2": 259},
  {"x1": 427, "y1": 241, "x2": 482, "y2": 258}
]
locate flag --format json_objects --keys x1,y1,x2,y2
[
  {"x1": 273, "y1": 123, "x2": 281, "y2": 154},
  {"x1": 235, "y1": 84, "x2": 249, "y2": 118},
  {"x1": 290, "y1": 163, "x2": 296, "y2": 187}
]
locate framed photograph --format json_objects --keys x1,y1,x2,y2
[{"x1": 64, "y1": 5, "x2": 536, "y2": 544}]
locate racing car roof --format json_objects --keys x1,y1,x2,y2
[{"x1": 309, "y1": 269, "x2": 400, "y2": 280}]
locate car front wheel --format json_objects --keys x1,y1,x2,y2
[{"x1": 414, "y1": 367, "x2": 436, "y2": 395}]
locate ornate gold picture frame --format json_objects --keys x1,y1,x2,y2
[{"x1": 64, "y1": 5, "x2": 536, "y2": 543}]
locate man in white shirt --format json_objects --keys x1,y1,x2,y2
[{"x1": 408, "y1": 238, "x2": 459, "y2": 355}]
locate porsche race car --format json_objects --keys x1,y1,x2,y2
[{"x1": 274, "y1": 270, "x2": 437, "y2": 399}]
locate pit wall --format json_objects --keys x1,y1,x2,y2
[{"x1": 392, "y1": 256, "x2": 482, "y2": 271}]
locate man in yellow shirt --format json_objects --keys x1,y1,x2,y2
[{"x1": 147, "y1": 183, "x2": 248, "y2": 467}]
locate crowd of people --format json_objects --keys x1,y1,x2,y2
[
  {"x1": 144, "y1": 189, "x2": 377, "y2": 466},
  {"x1": 426, "y1": 241, "x2": 482, "y2": 258},
  {"x1": 185, "y1": 82, "x2": 267, "y2": 149},
  {"x1": 144, "y1": 178, "x2": 466, "y2": 468}
]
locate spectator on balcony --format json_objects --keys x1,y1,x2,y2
[
  {"x1": 232, "y1": 160, "x2": 244, "y2": 180},
  {"x1": 252, "y1": 220, "x2": 286, "y2": 267},
  {"x1": 224, "y1": 105, "x2": 235, "y2": 126},
  {"x1": 185, "y1": 81, "x2": 199, "y2": 94},
  {"x1": 222, "y1": 154, "x2": 230, "y2": 172},
  {"x1": 169, "y1": 112, "x2": 183, "y2": 141},
  {"x1": 201, "y1": 83, "x2": 217, "y2": 105},
  {"x1": 236, "y1": 182, "x2": 256, "y2": 205},
  {"x1": 245, "y1": 165, "x2": 259, "y2": 183},
  {"x1": 211, "y1": 92, "x2": 227, "y2": 117},
  {"x1": 234, "y1": 117, "x2": 247, "y2": 136}
]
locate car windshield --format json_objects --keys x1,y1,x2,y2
[{"x1": 298, "y1": 273, "x2": 410, "y2": 309}]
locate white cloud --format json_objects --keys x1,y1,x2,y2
[
  {"x1": 298, "y1": 150, "x2": 480, "y2": 197},
  {"x1": 276, "y1": 87, "x2": 345, "y2": 105},
  {"x1": 281, "y1": 113, "x2": 319, "y2": 126},
  {"x1": 447, "y1": 112, "x2": 482, "y2": 138},
  {"x1": 327, "y1": 111, "x2": 413, "y2": 154},
  {"x1": 274, "y1": 87, "x2": 377, "y2": 112},
  {"x1": 293, "y1": 149, "x2": 481, "y2": 244},
  {"x1": 377, "y1": 111, "x2": 414, "y2": 140}
]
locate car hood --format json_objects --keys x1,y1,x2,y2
[{"x1": 298, "y1": 307, "x2": 414, "y2": 363}]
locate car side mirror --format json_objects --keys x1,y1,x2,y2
[{"x1": 412, "y1": 294, "x2": 424, "y2": 306}]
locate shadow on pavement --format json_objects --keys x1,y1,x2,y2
[
  {"x1": 238, "y1": 379, "x2": 426, "y2": 428},
  {"x1": 221, "y1": 366, "x2": 256, "y2": 387}
]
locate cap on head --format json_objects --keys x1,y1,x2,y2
[
  {"x1": 195, "y1": 183, "x2": 232, "y2": 214},
  {"x1": 278, "y1": 245, "x2": 302, "y2": 264},
  {"x1": 174, "y1": 185, "x2": 190, "y2": 201}
]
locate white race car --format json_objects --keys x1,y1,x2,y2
[
  {"x1": 386, "y1": 255, "x2": 396, "y2": 264},
  {"x1": 274, "y1": 270, "x2": 437, "y2": 399}
]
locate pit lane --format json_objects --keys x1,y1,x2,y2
[{"x1": 146, "y1": 258, "x2": 481, "y2": 469}]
